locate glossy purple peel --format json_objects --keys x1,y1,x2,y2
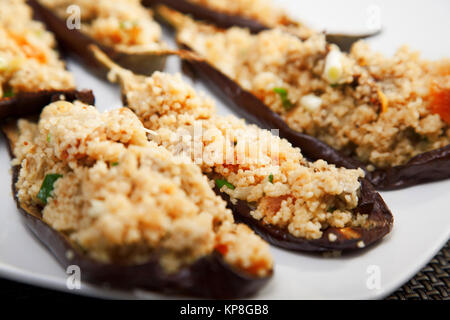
[
  {"x1": 144, "y1": 0, "x2": 381, "y2": 51},
  {"x1": 0, "y1": 90, "x2": 94, "y2": 120},
  {"x1": 143, "y1": 0, "x2": 268, "y2": 33}
]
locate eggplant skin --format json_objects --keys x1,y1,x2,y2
[
  {"x1": 143, "y1": 0, "x2": 268, "y2": 33},
  {"x1": 367, "y1": 145, "x2": 450, "y2": 190},
  {"x1": 215, "y1": 179, "x2": 393, "y2": 252},
  {"x1": 2, "y1": 119, "x2": 271, "y2": 299},
  {"x1": 180, "y1": 49, "x2": 450, "y2": 190},
  {"x1": 27, "y1": 0, "x2": 167, "y2": 78},
  {"x1": 0, "y1": 90, "x2": 95, "y2": 120},
  {"x1": 145, "y1": 0, "x2": 380, "y2": 51}
]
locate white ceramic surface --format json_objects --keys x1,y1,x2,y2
[{"x1": 0, "y1": 0, "x2": 449, "y2": 299}]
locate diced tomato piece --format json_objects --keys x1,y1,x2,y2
[
  {"x1": 10, "y1": 32, "x2": 47, "y2": 64},
  {"x1": 429, "y1": 86, "x2": 450, "y2": 124},
  {"x1": 215, "y1": 243, "x2": 228, "y2": 255}
]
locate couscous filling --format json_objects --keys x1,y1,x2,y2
[
  {"x1": 175, "y1": 15, "x2": 450, "y2": 168},
  {"x1": 0, "y1": 0, "x2": 74, "y2": 98},
  {"x1": 41, "y1": 0, "x2": 165, "y2": 52},
  {"x1": 115, "y1": 69, "x2": 368, "y2": 241},
  {"x1": 187, "y1": 0, "x2": 314, "y2": 38},
  {"x1": 13, "y1": 101, "x2": 272, "y2": 276}
]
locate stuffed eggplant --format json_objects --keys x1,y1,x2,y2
[
  {"x1": 144, "y1": 0, "x2": 380, "y2": 51},
  {"x1": 28, "y1": 0, "x2": 172, "y2": 77},
  {"x1": 3, "y1": 99, "x2": 273, "y2": 298},
  {"x1": 0, "y1": 0, "x2": 90, "y2": 118},
  {"x1": 94, "y1": 47, "x2": 393, "y2": 252},
  {"x1": 160, "y1": 10, "x2": 450, "y2": 190}
]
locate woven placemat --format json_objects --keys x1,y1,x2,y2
[{"x1": 386, "y1": 241, "x2": 449, "y2": 300}]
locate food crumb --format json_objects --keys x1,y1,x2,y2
[
  {"x1": 65, "y1": 249, "x2": 74, "y2": 260},
  {"x1": 328, "y1": 233, "x2": 337, "y2": 242}
]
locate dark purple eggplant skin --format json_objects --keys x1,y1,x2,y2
[
  {"x1": 27, "y1": 0, "x2": 167, "y2": 78},
  {"x1": 145, "y1": 0, "x2": 380, "y2": 51},
  {"x1": 215, "y1": 178, "x2": 392, "y2": 252},
  {"x1": 0, "y1": 90, "x2": 95, "y2": 120},
  {"x1": 143, "y1": 0, "x2": 268, "y2": 33},
  {"x1": 179, "y1": 47, "x2": 450, "y2": 191},
  {"x1": 367, "y1": 145, "x2": 450, "y2": 190},
  {"x1": 2, "y1": 118, "x2": 271, "y2": 299}
]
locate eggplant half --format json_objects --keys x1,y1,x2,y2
[
  {"x1": 142, "y1": 7, "x2": 448, "y2": 191},
  {"x1": 92, "y1": 46, "x2": 393, "y2": 252},
  {"x1": 178, "y1": 53, "x2": 450, "y2": 190},
  {"x1": 215, "y1": 178, "x2": 392, "y2": 252},
  {"x1": 158, "y1": 10, "x2": 450, "y2": 190},
  {"x1": 144, "y1": 0, "x2": 381, "y2": 51},
  {"x1": 27, "y1": 0, "x2": 171, "y2": 78},
  {"x1": 2, "y1": 101, "x2": 271, "y2": 299}
]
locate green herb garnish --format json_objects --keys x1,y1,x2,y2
[
  {"x1": 119, "y1": 20, "x2": 138, "y2": 30},
  {"x1": 34, "y1": 29, "x2": 44, "y2": 37},
  {"x1": 215, "y1": 178, "x2": 235, "y2": 190},
  {"x1": 111, "y1": 162, "x2": 119, "y2": 167},
  {"x1": 268, "y1": 173, "x2": 274, "y2": 184},
  {"x1": 273, "y1": 87, "x2": 294, "y2": 111},
  {"x1": 37, "y1": 174, "x2": 63, "y2": 205},
  {"x1": 327, "y1": 206, "x2": 337, "y2": 213},
  {"x1": 2, "y1": 88, "x2": 15, "y2": 98},
  {"x1": 46, "y1": 133, "x2": 51, "y2": 143}
]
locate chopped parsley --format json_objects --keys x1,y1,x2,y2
[
  {"x1": 46, "y1": 133, "x2": 51, "y2": 143},
  {"x1": 327, "y1": 206, "x2": 337, "y2": 213},
  {"x1": 215, "y1": 178, "x2": 235, "y2": 190},
  {"x1": 2, "y1": 88, "x2": 15, "y2": 98},
  {"x1": 268, "y1": 173, "x2": 274, "y2": 184},
  {"x1": 119, "y1": 20, "x2": 138, "y2": 30},
  {"x1": 111, "y1": 162, "x2": 119, "y2": 167},
  {"x1": 37, "y1": 174, "x2": 63, "y2": 205},
  {"x1": 273, "y1": 87, "x2": 294, "y2": 111}
]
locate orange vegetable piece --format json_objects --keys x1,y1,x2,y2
[
  {"x1": 338, "y1": 227, "x2": 361, "y2": 240},
  {"x1": 9, "y1": 32, "x2": 47, "y2": 64},
  {"x1": 377, "y1": 89, "x2": 388, "y2": 114},
  {"x1": 215, "y1": 243, "x2": 228, "y2": 255},
  {"x1": 429, "y1": 86, "x2": 450, "y2": 124}
]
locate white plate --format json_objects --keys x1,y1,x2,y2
[{"x1": 0, "y1": 0, "x2": 449, "y2": 300}]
